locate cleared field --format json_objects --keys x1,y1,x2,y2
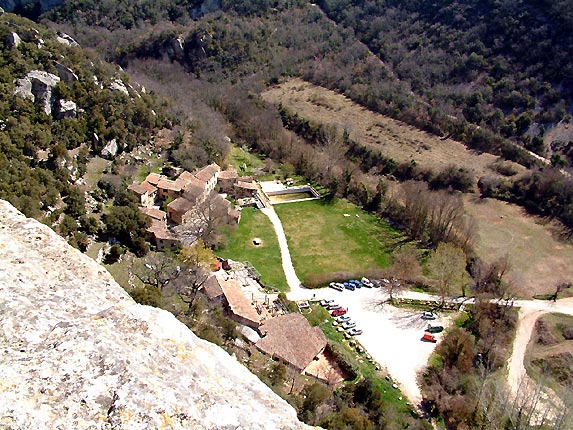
[
  {"x1": 262, "y1": 78, "x2": 524, "y2": 179},
  {"x1": 218, "y1": 207, "x2": 288, "y2": 291},
  {"x1": 466, "y1": 196, "x2": 573, "y2": 298},
  {"x1": 274, "y1": 199, "x2": 404, "y2": 284}
]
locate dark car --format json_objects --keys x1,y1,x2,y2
[{"x1": 427, "y1": 324, "x2": 444, "y2": 333}]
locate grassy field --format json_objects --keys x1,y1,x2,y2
[
  {"x1": 275, "y1": 199, "x2": 405, "y2": 285},
  {"x1": 525, "y1": 313, "x2": 573, "y2": 397},
  {"x1": 466, "y1": 195, "x2": 573, "y2": 298},
  {"x1": 218, "y1": 207, "x2": 288, "y2": 291},
  {"x1": 262, "y1": 78, "x2": 525, "y2": 181}
]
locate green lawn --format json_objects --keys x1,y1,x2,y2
[
  {"x1": 228, "y1": 146, "x2": 265, "y2": 176},
  {"x1": 275, "y1": 199, "x2": 405, "y2": 285},
  {"x1": 218, "y1": 207, "x2": 288, "y2": 291}
]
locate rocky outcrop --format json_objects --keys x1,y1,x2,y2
[
  {"x1": 6, "y1": 31, "x2": 21, "y2": 47},
  {"x1": 101, "y1": 138, "x2": 118, "y2": 158},
  {"x1": 13, "y1": 70, "x2": 60, "y2": 115},
  {"x1": 109, "y1": 79, "x2": 129, "y2": 96},
  {"x1": 56, "y1": 31, "x2": 79, "y2": 47},
  {"x1": 55, "y1": 62, "x2": 79, "y2": 82},
  {"x1": 55, "y1": 99, "x2": 77, "y2": 119},
  {"x1": 0, "y1": 199, "x2": 315, "y2": 430}
]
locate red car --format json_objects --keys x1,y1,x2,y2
[
  {"x1": 421, "y1": 332, "x2": 437, "y2": 343},
  {"x1": 331, "y1": 307, "x2": 347, "y2": 317}
]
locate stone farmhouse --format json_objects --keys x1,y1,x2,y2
[
  {"x1": 256, "y1": 313, "x2": 327, "y2": 372},
  {"x1": 128, "y1": 163, "x2": 245, "y2": 250}
]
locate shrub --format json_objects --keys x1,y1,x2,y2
[
  {"x1": 278, "y1": 292, "x2": 299, "y2": 313},
  {"x1": 129, "y1": 285, "x2": 162, "y2": 307},
  {"x1": 326, "y1": 341, "x2": 359, "y2": 380}
]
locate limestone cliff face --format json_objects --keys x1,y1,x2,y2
[{"x1": 0, "y1": 200, "x2": 314, "y2": 430}]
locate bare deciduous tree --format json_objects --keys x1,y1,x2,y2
[
  {"x1": 427, "y1": 242, "x2": 467, "y2": 303},
  {"x1": 134, "y1": 251, "x2": 181, "y2": 291}
]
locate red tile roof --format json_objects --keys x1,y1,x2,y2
[
  {"x1": 256, "y1": 313, "x2": 327, "y2": 371},
  {"x1": 219, "y1": 279, "x2": 260, "y2": 327}
]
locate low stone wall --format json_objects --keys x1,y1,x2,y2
[{"x1": 265, "y1": 185, "x2": 321, "y2": 204}]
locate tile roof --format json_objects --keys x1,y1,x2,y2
[
  {"x1": 167, "y1": 197, "x2": 196, "y2": 215},
  {"x1": 140, "y1": 181, "x2": 157, "y2": 193},
  {"x1": 219, "y1": 279, "x2": 260, "y2": 327},
  {"x1": 256, "y1": 313, "x2": 327, "y2": 371},
  {"x1": 182, "y1": 184, "x2": 205, "y2": 202},
  {"x1": 194, "y1": 163, "x2": 221, "y2": 182},
  {"x1": 147, "y1": 220, "x2": 178, "y2": 241},
  {"x1": 235, "y1": 181, "x2": 259, "y2": 190},
  {"x1": 145, "y1": 173, "x2": 163, "y2": 186},
  {"x1": 139, "y1": 207, "x2": 166, "y2": 221},
  {"x1": 157, "y1": 179, "x2": 181, "y2": 192},
  {"x1": 219, "y1": 169, "x2": 239, "y2": 180},
  {"x1": 127, "y1": 183, "x2": 149, "y2": 196}
]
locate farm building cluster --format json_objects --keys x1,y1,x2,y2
[
  {"x1": 201, "y1": 267, "x2": 345, "y2": 384},
  {"x1": 128, "y1": 163, "x2": 260, "y2": 250}
]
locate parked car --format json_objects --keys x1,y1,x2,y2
[
  {"x1": 327, "y1": 303, "x2": 340, "y2": 310},
  {"x1": 342, "y1": 321, "x2": 357, "y2": 329},
  {"x1": 361, "y1": 277, "x2": 374, "y2": 288},
  {"x1": 347, "y1": 328, "x2": 363, "y2": 336},
  {"x1": 421, "y1": 332, "x2": 437, "y2": 343},
  {"x1": 335, "y1": 315, "x2": 351, "y2": 323},
  {"x1": 421, "y1": 311, "x2": 437, "y2": 320},
  {"x1": 350, "y1": 279, "x2": 363, "y2": 288},
  {"x1": 320, "y1": 299, "x2": 334, "y2": 307},
  {"x1": 329, "y1": 282, "x2": 344, "y2": 291},
  {"x1": 331, "y1": 308, "x2": 348, "y2": 317},
  {"x1": 427, "y1": 324, "x2": 444, "y2": 333},
  {"x1": 344, "y1": 282, "x2": 355, "y2": 291}
]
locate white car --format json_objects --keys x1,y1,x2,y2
[
  {"x1": 421, "y1": 311, "x2": 437, "y2": 320},
  {"x1": 320, "y1": 299, "x2": 334, "y2": 307},
  {"x1": 335, "y1": 315, "x2": 351, "y2": 323},
  {"x1": 361, "y1": 277, "x2": 374, "y2": 288},
  {"x1": 329, "y1": 282, "x2": 344, "y2": 291},
  {"x1": 342, "y1": 321, "x2": 357, "y2": 330}
]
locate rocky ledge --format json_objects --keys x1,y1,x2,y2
[{"x1": 0, "y1": 200, "x2": 314, "y2": 430}]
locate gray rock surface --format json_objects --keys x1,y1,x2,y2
[
  {"x1": 101, "y1": 138, "x2": 118, "y2": 158},
  {"x1": 14, "y1": 70, "x2": 61, "y2": 115},
  {"x1": 56, "y1": 32, "x2": 79, "y2": 47},
  {"x1": 56, "y1": 99, "x2": 77, "y2": 119},
  {"x1": 0, "y1": 199, "x2": 315, "y2": 430},
  {"x1": 109, "y1": 79, "x2": 129, "y2": 96},
  {"x1": 55, "y1": 62, "x2": 79, "y2": 82},
  {"x1": 6, "y1": 31, "x2": 21, "y2": 47},
  {"x1": 13, "y1": 77, "x2": 33, "y2": 101}
]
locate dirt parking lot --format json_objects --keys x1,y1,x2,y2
[{"x1": 293, "y1": 286, "x2": 450, "y2": 405}]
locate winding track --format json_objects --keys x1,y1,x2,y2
[{"x1": 261, "y1": 205, "x2": 573, "y2": 408}]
